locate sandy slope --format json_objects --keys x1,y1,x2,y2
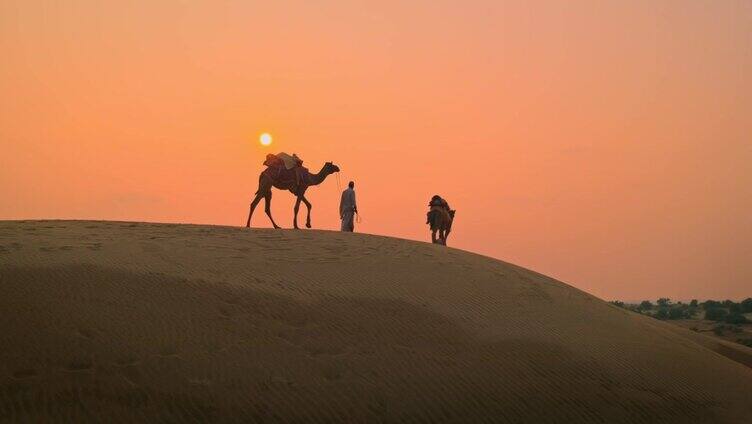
[{"x1": 1, "y1": 220, "x2": 751, "y2": 423}]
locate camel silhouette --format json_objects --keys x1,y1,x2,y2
[
  {"x1": 428, "y1": 208, "x2": 455, "y2": 245},
  {"x1": 246, "y1": 161, "x2": 340, "y2": 229}
]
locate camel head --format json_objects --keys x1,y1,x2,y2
[{"x1": 324, "y1": 162, "x2": 340, "y2": 174}]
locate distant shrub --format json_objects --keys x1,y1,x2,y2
[
  {"x1": 703, "y1": 300, "x2": 722, "y2": 310},
  {"x1": 689, "y1": 299, "x2": 698, "y2": 308},
  {"x1": 657, "y1": 298, "x2": 671, "y2": 307},
  {"x1": 655, "y1": 308, "x2": 669, "y2": 320},
  {"x1": 722, "y1": 299, "x2": 736, "y2": 308},
  {"x1": 639, "y1": 300, "x2": 653, "y2": 311},
  {"x1": 724, "y1": 313, "x2": 749, "y2": 325},
  {"x1": 705, "y1": 308, "x2": 728, "y2": 321},
  {"x1": 609, "y1": 300, "x2": 625, "y2": 308},
  {"x1": 686, "y1": 306, "x2": 699, "y2": 318},
  {"x1": 741, "y1": 298, "x2": 752, "y2": 313},
  {"x1": 668, "y1": 306, "x2": 690, "y2": 320}
]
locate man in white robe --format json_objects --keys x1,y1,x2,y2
[{"x1": 339, "y1": 181, "x2": 357, "y2": 232}]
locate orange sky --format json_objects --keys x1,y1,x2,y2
[{"x1": 2, "y1": 0, "x2": 751, "y2": 301}]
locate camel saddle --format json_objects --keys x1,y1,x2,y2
[
  {"x1": 263, "y1": 154, "x2": 309, "y2": 188},
  {"x1": 264, "y1": 153, "x2": 302, "y2": 169}
]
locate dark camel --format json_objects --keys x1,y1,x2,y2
[
  {"x1": 428, "y1": 208, "x2": 455, "y2": 245},
  {"x1": 246, "y1": 162, "x2": 340, "y2": 229}
]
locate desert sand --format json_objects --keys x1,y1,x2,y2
[{"x1": 1, "y1": 220, "x2": 751, "y2": 423}]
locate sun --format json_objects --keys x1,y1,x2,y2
[{"x1": 259, "y1": 133, "x2": 272, "y2": 146}]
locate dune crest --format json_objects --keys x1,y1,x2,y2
[{"x1": 1, "y1": 220, "x2": 751, "y2": 422}]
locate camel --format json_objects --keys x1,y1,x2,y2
[
  {"x1": 427, "y1": 207, "x2": 455, "y2": 245},
  {"x1": 246, "y1": 161, "x2": 340, "y2": 229}
]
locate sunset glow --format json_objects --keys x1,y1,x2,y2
[{"x1": 1, "y1": 1, "x2": 750, "y2": 301}]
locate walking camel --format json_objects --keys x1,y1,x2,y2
[
  {"x1": 246, "y1": 161, "x2": 340, "y2": 229},
  {"x1": 428, "y1": 208, "x2": 455, "y2": 245}
]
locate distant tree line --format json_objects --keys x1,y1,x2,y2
[{"x1": 608, "y1": 297, "x2": 752, "y2": 324}]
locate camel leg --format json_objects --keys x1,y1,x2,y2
[
  {"x1": 246, "y1": 192, "x2": 264, "y2": 228},
  {"x1": 439, "y1": 229, "x2": 447, "y2": 245},
  {"x1": 431, "y1": 230, "x2": 437, "y2": 244},
  {"x1": 301, "y1": 196, "x2": 312, "y2": 228},
  {"x1": 293, "y1": 197, "x2": 302, "y2": 229},
  {"x1": 264, "y1": 191, "x2": 281, "y2": 229}
]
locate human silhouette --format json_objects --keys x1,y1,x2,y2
[{"x1": 339, "y1": 181, "x2": 357, "y2": 232}]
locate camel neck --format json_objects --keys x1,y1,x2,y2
[{"x1": 308, "y1": 166, "x2": 329, "y2": 185}]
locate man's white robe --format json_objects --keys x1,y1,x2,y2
[{"x1": 339, "y1": 188, "x2": 357, "y2": 232}]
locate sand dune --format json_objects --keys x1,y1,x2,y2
[{"x1": 1, "y1": 220, "x2": 751, "y2": 423}]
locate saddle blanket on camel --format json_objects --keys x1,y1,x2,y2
[{"x1": 263, "y1": 152, "x2": 308, "y2": 188}]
